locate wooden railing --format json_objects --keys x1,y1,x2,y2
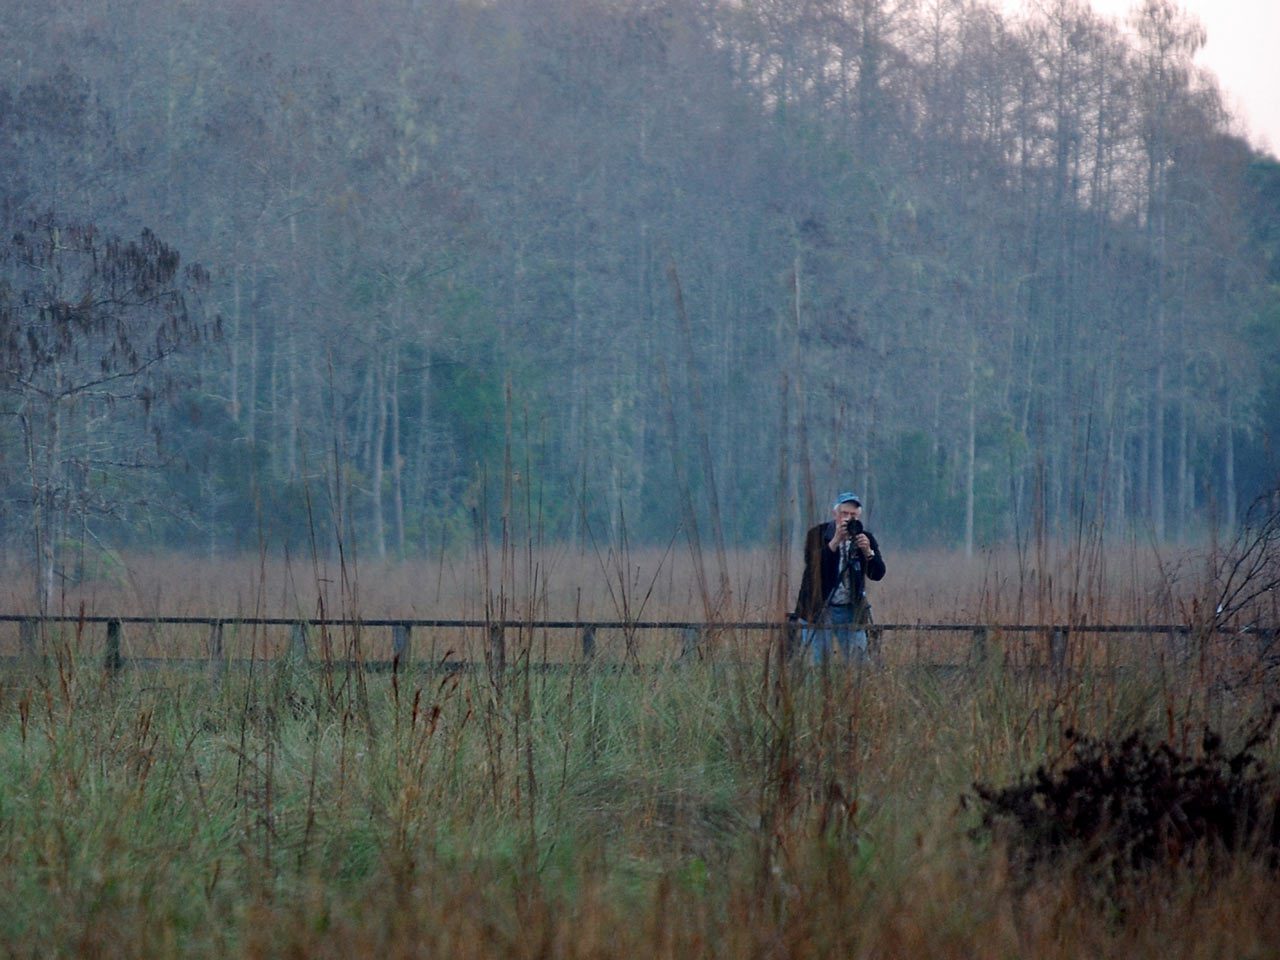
[{"x1": 2, "y1": 613, "x2": 1273, "y2": 675}]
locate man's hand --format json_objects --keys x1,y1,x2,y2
[
  {"x1": 854, "y1": 532, "x2": 873, "y2": 557},
  {"x1": 828, "y1": 523, "x2": 849, "y2": 551}
]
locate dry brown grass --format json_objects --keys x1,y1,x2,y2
[
  {"x1": 0, "y1": 536, "x2": 1275, "y2": 957},
  {"x1": 1, "y1": 539, "x2": 1193, "y2": 625},
  {"x1": 0, "y1": 540, "x2": 1213, "y2": 669}
]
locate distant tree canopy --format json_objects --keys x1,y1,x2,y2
[{"x1": 0, "y1": 0, "x2": 1276, "y2": 566}]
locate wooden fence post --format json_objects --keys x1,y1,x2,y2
[
  {"x1": 488, "y1": 623, "x2": 506, "y2": 675},
  {"x1": 19, "y1": 618, "x2": 37, "y2": 658},
  {"x1": 783, "y1": 619, "x2": 801, "y2": 661},
  {"x1": 680, "y1": 626, "x2": 702, "y2": 661},
  {"x1": 867, "y1": 624, "x2": 883, "y2": 663},
  {"x1": 289, "y1": 622, "x2": 308, "y2": 661},
  {"x1": 971, "y1": 626, "x2": 989, "y2": 665},
  {"x1": 104, "y1": 619, "x2": 123, "y2": 675},
  {"x1": 581, "y1": 625, "x2": 596, "y2": 661},
  {"x1": 392, "y1": 623, "x2": 412, "y2": 671},
  {"x1": 1049, "y1": 627, "x2": 1067, "y2": 672},
  {"x1": 1166, "y1": 626, "x2": 1190, "y2": 665},
  {"x1": 208, "y1": 620, "x2": 225, "y2": 682}
]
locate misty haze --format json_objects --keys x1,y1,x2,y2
[
  {"x1": 3, "y1": 0, "x2": 1276, "y2": 590},
  {"x1": 1, "y1": 1, "x2": 1279, "y2": 954}
]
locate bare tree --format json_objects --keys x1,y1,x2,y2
[{"x1": 0, "y1": 215, "x2": 212, "y2": 610}]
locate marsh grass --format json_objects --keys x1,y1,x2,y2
[
  {"x1": 0, "y1": 534, "x2": 1193, "y2": 626},
  {"x1": 0, "y1": 533, "x2": 1276, "y2": 956}
]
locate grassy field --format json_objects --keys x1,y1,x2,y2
[
  {"x1": 0, "y1": 534, "x2": 1200, "y2": 624},
  {"x1": 0, "y1": 544, "x2": 1276, "y2": 957}
]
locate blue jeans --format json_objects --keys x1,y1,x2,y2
[{"x1": 802, "y1": 604, "x2": 868, "y2": 665}]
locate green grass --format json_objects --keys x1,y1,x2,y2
[{"x1": 0, "y1": 631, "x2": 1276, "y2": 956}]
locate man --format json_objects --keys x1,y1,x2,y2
[{"x1": 793, "y1": 491, "x2": 886, "y2": 664}]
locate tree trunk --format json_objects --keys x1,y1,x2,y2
[
  {"x1": 415, "y1": 336, "x2": 433, "y2": 556},
  {"x1": 965, "y1": 341, "x2": 976, "y2": 558},
  {"x1": 371, "y1": 352, "x2": 389, "y2": 560},
  {"x1": 229, "y1": 267, "x2": 241, "y2": 422},
  {"x1": 39, "y1": 393, "x2": 62, "y2": 614},
  {"x1": 1176, "y1": 393, "x2": 1189, "y2": 535},
  {"x1": 391, "y1": 350, "x2": 405, "y2": 557},
  {"x1": 1225, "y1": 393, "x2": 1236, "y2": 530},
  {"x1": 286, "y1": 333, "x2": 300, "y2": 481},
  {"x1": 247, "y1": 268, "x2": 258, "y2": 446},
  {"x1": 1153, "y1": 349, "x2": 1165, "y2": 541}
]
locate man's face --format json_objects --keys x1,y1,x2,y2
[{"x1": 833, "y1": 501, "x2": 861, "y2": 526}]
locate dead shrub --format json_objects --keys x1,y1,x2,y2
[{"x1": 972, "y1": 708, "x2": 1280, "y2": 892}]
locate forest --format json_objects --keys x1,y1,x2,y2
[
  {"x1": 2, "y1": 0, "x2": 1279, "y2": 586},
  {"x1": 6, "y1": 5, "x2": 1280, "y2": 955}
]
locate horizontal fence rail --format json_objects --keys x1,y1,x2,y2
[{"x1": 1, "y1": 614, "x2": 1275, "y2": 676}]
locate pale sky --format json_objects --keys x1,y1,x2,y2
[{"x1": 1000, "y1": 0, "x2": 1280, "y2": 156}]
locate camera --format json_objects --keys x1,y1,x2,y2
[{"x1": 844, "y1": 517, "x2": 863, "y2": 537}]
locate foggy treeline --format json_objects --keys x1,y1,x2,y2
[{"x1": 2, "y1": 0, "x2": 1279, "y2": 586}]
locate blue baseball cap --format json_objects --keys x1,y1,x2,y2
[{"x1": 832, "y1": 491, "x2": 862, "y2": 509}]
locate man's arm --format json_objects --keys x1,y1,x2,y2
[{"x1": 863, "y1": 532, "x2": 886, "y2": 581}]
